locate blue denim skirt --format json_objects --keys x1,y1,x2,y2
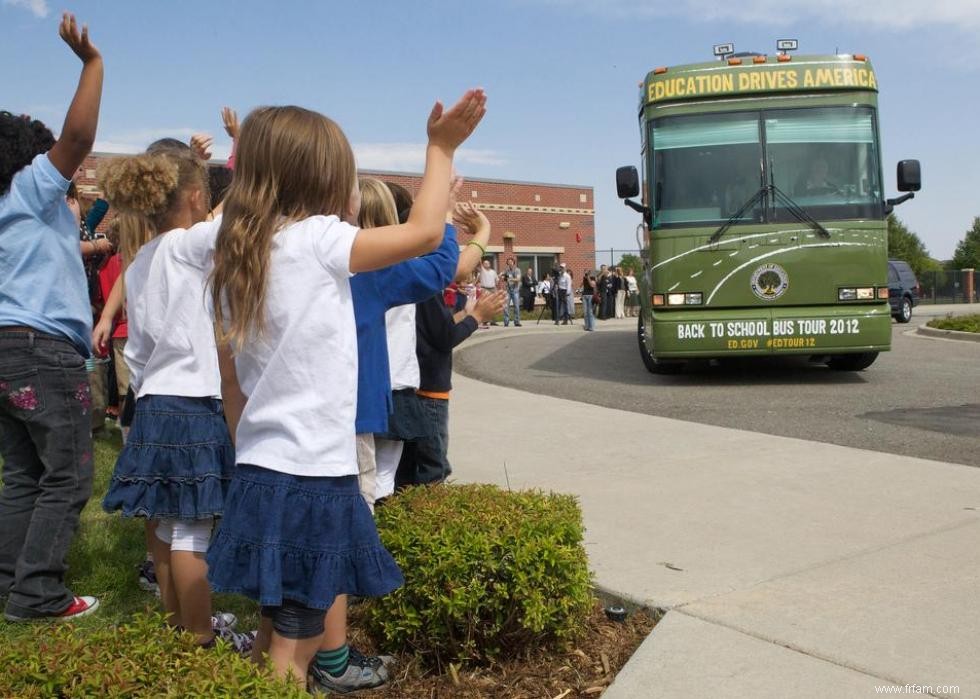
[
  {"x1": 102, "y1": 394, "x2": 234, "y2": 520},
  {"x1": 207, "y1": 465, "x2": 404, "y2": 609}
]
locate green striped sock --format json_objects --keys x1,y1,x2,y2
[{"x1": 316, "y1": 644, "x2": 350, "y2": 677}]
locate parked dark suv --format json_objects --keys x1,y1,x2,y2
[{"x1": 887, "y1": 260, "x2": 920, "y2": 323}]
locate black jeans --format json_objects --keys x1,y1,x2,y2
[{"x1": 0, "y1": 330, "x2": 94, "y2": 618}]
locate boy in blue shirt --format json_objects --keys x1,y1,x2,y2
[{"x1": 0, "y1": 13, "x2": 104, "y2": 621}]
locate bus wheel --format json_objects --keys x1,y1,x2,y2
[
  {"x1": 638, "y1": 316, "x2": 685, "y2": 374},
  {"x1": 826, "y1": 352, "x2": 879, "y2": 371}
]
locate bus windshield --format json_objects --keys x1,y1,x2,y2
[{"x1": 651, "y1": 106, "x2": 882, "y2": 228}]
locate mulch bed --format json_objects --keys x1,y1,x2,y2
[{"x1": 347, "y1": 600, "x2": 659, "y2": 698}]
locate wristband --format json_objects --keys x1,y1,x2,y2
[{"x1": 467, "y1": 240, "x2": 487, "y2": 255}]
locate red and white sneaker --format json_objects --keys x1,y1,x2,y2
[
  {"x1": 56, "y1": 596, "x2": 100, "y2": 621},
  {"x1": 4, "y1": 595, "x2": 100, "y2": 622}
]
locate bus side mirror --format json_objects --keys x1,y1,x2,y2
[
  {"x1": 616, "y1": 166, "x2": 640, "y2": 199},
  {"x1": 897, "y1": 160, "x2": 921, "y2": 192}
]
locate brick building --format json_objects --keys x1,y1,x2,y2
[{"x1": 74, "y1": 155, "x2": 596, "y2": 279}]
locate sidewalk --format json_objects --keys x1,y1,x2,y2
[{"x1": 448, "y1": 320, "x2": 979, "y2": 698}]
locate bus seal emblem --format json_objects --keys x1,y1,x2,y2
[{"x1": 750, "y1": 264, "x2": 789, "y2": 301}]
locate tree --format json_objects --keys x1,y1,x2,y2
[
  {"x1": 616, "y1": 253, "x2": 643, "y2": 273},
  {"x1": 886, "y1": 214, "x2": 938, "y2": 277},
  {"x1": 951, "y1": 216, "x2": 980, "y2": 269}
]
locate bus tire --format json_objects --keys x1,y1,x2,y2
[
  {"x1": 638, "y1": 316, "x2": 685, "y2": 374},
  {"x1": 826, "y1": 352, "x2": 879, "y2": 371}
]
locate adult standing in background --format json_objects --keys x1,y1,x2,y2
[
  {"x1": 477, "y1": 259, "x2": 499, "y2": 326},
  {"x1": 581, "y1": 269, "x2": 597, "y2": 331},
  {"x1": 599, "y1": 265, "x2": 615, "y2": 320},
  {"x1": 556, "y1": 262, "x2": 572, "y2": 325},
  {"x1": 614, "y1": 266, "x2": 626, "y2": 319},
  {"x1": 563, "y1": 266, "x2": 575, "y2": 323},
  {"x1": 625, "y1": 267, "x2": 638, "y2": 317},
  {"x1": 501, "y1": 257, "x2": 522, "y2": 327},
  {"x1": 520, "y1": 265, "x2": 537, "y2": 313}
]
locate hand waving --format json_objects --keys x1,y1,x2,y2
[
  {"x1": 59, "y1": 12, "x2": 100, "y2": 64},
  {"x1": 427, "y1": 89, "x2": 487, "y2": 152},
  {"x1": 190, "y1": 133, "x2": 214, "y2": 161},
  {"x1": 453, "y1": 202, "x2": 489, "y2": 236},
  {"x1": 221, "y1": 107, "x2": 240, "y2": 140}
]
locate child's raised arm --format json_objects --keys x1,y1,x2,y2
[
  {"x1": 47, "y1": 13, "x2": 103, "y2": 181},
  {"x1": 349, "y1": 89, "x2": 486, "y2": 273}
]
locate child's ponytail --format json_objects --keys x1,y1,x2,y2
[{"x1": 98, "y1": 151, "x2": 208, "y2": 266}]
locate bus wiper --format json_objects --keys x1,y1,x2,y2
[
  {"x1": 707, "y1": 184, "x2": 831, "y2": 245},
  {"x1": 768, "y1": 184, "x2": 831, "y2": 239},
  {"x1": 708, "y1": 186, "x2": 768, "y2": 244}
]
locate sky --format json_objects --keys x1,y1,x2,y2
[{"x1": 2, "y1": 0, "x2": 978, "y2": 260}]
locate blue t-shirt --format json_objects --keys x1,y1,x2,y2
[
  {"x1": 0, "y1": 154, "x2": 92, "y2": 356},
  {"x1": 351, "y1": 224, "x2": 459, "y2": 434}
]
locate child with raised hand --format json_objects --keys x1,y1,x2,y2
[
  {"x1": 0, "y1": 13, "x2": 103, "y2": 622},
  {"x1": 349, "y1": 177, "x2": 460, "y2": 512},
  {"x1": 207, "y1": 89, "x2": 486, "y2": 691},
  {"x1": 97, "y1": 150, "x2": 252, "y2": 653},
  {"x1": 395, "y1": 202, "x2": 505, "y2": 490}
]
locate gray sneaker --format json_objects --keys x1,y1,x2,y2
[
  {"x1": 214, "y1": 626, "x2": 256, "y2": 657},
  {"x1": 308, "y1": 648, "x2": 391, "y2": 694},
  {"x1": 211, "y1": 611, "x2": 238, "y2": 632}
]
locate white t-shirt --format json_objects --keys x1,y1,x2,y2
[
  {"x1": 478, "y1": 266, "x2": 498, "y2": 288},
  {"x1": 228, "y1": 216, "x2": 359, "y2": 477},
  {"x1": 385, "y1": 304, "x2": 419, "y2": 391},
  {"x1": 128, "y1": 219, "x2": 223, "y2": 399},
  {"x1": 123, "y1": 235, "x2": 166, "y2": 395}
]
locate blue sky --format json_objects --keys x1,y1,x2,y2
[{"x1": 3, "y1": 0, "x2": 977, "y2": 259}]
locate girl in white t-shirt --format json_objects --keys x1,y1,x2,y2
[
  {"x1": 207, "y1": 90, "x2": 486, "y2": 692},
  {"x1": 99, "y1": 150, "x2": 252, "y2": 653}
]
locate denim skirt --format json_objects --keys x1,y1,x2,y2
[
  {"x1": 206, "y1": 465, "x2": 404, "y2": 609},
  {"x1": 376, "y1": 388, "x2": 434, "y2": 441},
  {"x1": 102, "y1": 394, "x2": 234, "y2": 520}
]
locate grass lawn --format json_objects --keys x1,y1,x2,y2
[
  {"x1": 0, "y1": 427, "x2": 261, "y2": 643},
  {"x1": 927, "y1": 314, "x2": 980, "y2": 333}
]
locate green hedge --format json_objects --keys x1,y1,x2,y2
[
  {"x1": 927, "y1": 314, "x2": 980, "y2": 333},
  {"x1": 0, "y1": 612, "x2": 306, "y2": 698},
  {"x1": 366, "y1": 484, "x2": 593, "y2": 667}
]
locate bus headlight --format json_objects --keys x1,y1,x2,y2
[
  {"x1": 856, "y1": 287, "x2": 875, "y2": 300},
  {"x1": 667, "y1": 293, "x2": 686, "y2": 306},
  {"x1": 839, "y1": 288, "x2": 857, "y2": 301},
  {"x1": 685, "y1": 292, "x2": 703, "y2": 305}
]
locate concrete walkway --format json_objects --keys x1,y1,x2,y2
[{"x1": 447, "y1": 313, "x2": 979, "y2": 698}]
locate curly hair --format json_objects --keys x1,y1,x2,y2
[
  {"x1": 0, "y1": 111, "x2": 56, "y2": 196},
  {"x1": 98, "y1": 150, "x2": 208, "y2": 265}
]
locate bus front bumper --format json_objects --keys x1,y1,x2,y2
[{"x1": 646, "y1": 304, "x2": 892, "y2": 358}]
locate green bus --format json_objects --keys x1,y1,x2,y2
[{"x1": 616, "y1": 42, "x2": 920, "y2": 373}]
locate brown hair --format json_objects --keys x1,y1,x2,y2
[
  {"x1": 210, "y1": 106, "x2": 356, "y2": 348},
  {"x1": 357, "y1": 177, "x2": 398, "y2": 229},
  {"x1": 98, "y1": 151, "x2": 208, "y2": 266}
]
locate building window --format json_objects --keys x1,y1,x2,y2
[
  {"x1": 579, "y1": 193, "x2": 588, "y2": 203},
  {"x1": 471, "y1": 190, "x2": 478, "y2": 198},
  {"x1": 516, "y1": 254, "x2": 559, "y2": 279},
  {"x1": 534, "y1": 194, "x2": 541, "y2": 202}
]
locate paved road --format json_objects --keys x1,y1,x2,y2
[{"x1": 455, "y1": 316, "x2": 980, "y2": 467}]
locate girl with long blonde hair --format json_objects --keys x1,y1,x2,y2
[{"x1": 205, "y1": 90, "x2": 486, "y2": 691}]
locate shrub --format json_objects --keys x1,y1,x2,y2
[
  {"x1": 927, "y1": 314, "x2": 980, "y2": 333},
  {"x1": 365, "y1": 484, "x2": 593, "y2": 667},
  {"x1": 0, "y1": 611, "x2": 307, "y2": 698}
]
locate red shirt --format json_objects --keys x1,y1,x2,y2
[{"x1": 98, "y1": 254, "x2": 128, "y2": 339}]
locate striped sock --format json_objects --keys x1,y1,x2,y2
[{"x1": 316, "y1": 644, "x2": 350, "y2": 677}]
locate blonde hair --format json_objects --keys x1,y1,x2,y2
[
  {"x1": 211, "y1": 106, "x2": 356, "y2": 348},
  {"x1": 97, "y1": 151, "x2": 208, "y2": 266},
  {"x1": 357, "y1": 177, "x2": 398, "y2": 229}
]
